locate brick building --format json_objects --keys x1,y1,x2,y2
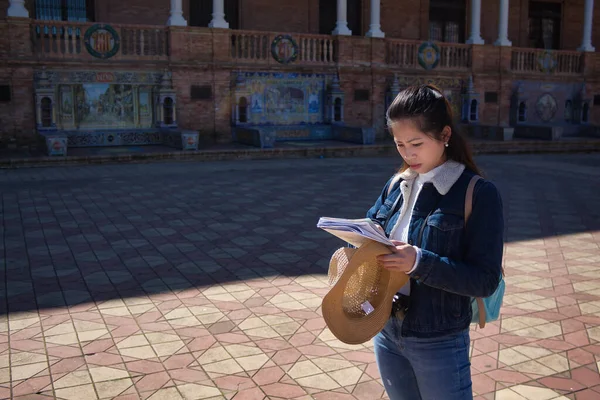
[{"x1": 0, "y1": 0, "x2": 598, "y2": 153}]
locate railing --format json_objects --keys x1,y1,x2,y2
[
  {"x1": 31, "y1": 21, "x2": 169, "y2": 60},
  {"x1": 438, "y1": 43, "x2": 471, "y2": 69},
  {"x1": 510, "y1": 48, "x2": 582, "y2": 75},
  {"x1": 385, "y1": 39, "x2": 471, "y2": 70},
  {"x1": 230, "y1": 31, "x2": 336, "y2": 64},
  {"x1": 385, "y1": 40, "x2": 418, "y2": 68},
  {"x1": 26, "y1": 22, "x2": 589, "y2": 77}
]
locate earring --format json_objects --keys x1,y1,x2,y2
[{"x1": 444, "y1": 143, "x2": 449, "y2": 147}]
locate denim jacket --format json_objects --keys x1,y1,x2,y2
[{"x1": 366, "y1": 161, "x2": 504, "y2": 338}]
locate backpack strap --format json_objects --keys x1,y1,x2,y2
[
  {"x1": 464, "y1": 175, "x2": 481, "y2": 223},
  {"x1": 465, "y1": 175, "x2": 486, "y2": 329},
  {"x1": 387, "y1": 174, "x2": 402, "y2": 198},
  {"x1": 382, "y1": 174, "x2": 403, "y2": 233}
]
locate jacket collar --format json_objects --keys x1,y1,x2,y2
[{"x1": 398, "y1": 160, "x2": 466, "y2": 195}]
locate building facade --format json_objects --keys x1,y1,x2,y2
[{"x1": 0, "y1": 0, "x2": 599, "y2": 152}]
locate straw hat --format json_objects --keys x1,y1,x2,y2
[{"x1": 322, "y1": 240, "x2": 410, "y2": 345}]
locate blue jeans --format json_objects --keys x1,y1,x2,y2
[{"x1": 373, "y1": 316, "x2": 473, "y2": 400}]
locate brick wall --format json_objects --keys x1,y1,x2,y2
[
  {"x1": 172, "y1": 68, "x2": 221, "y2": 143},
  {"x1": 563, "y1": 0, "x2": 585, "y2": 50},
  {"x1": 340, "y1": 70, "x2": 374, "y2": 128},
  {"x1": 481, "y1": 0, "x2": 500, "y2": 45},
  {"x1": 95, "y1": 0, "x2": 170, "y2": 26},
  {"x1": 381, "y1": 0, "x2": 422, "y2": 40},
  {"x1": 7, "y1": 0, "x2": 596, "y2": 48},
  {"x1": 0, "y1": 0, "x2": 599, "y2": 146},
  {"x1": 0, "y1": 67, "x2": 35, "y2": 143},
  {"x1": 507, "y1": 0, "x2": 524, "y2": 47},
  {"x1": 239, "y1": 0, "x2": 311, "y2": 33}
]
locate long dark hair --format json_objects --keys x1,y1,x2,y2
[{"x1": 386, "y1": 84, "x2": 482, "y2": 176}]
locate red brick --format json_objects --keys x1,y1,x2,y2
[{"x1": 0, "y1": 0, "x2": 597, "y2": 146}]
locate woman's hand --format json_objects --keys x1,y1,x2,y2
[{"x1": 377, "y1": 240, "x2": 417, "y2": 273}]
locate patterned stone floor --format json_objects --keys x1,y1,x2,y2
[{"x1": 0, "y1": 153, "x2": 599, "y2": 400}]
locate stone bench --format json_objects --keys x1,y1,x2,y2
[
  {"x1": 41, "y1": 134, "x2": 68, "y2": 156},
  {"x1": 233, "y1": 127, "x2": 276, "y2": 148},
  {"x1": 162, "y1": 130, "x2": 200, "y2": 150},
  {"x1": 514, "y1": 126, "x2": 563, "y2": 141},
  {"x1": 37, "y1": 129, "x2": 200, "y2": 156},
  {"x1": 332, "y1": 125, "x2": 375, "y2": 145},
  {"x1": 463, "y1": 125, "x2": 514, "y2": 141}
]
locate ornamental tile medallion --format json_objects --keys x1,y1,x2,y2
[
  {"x1": 271, "y1": 35, "x2": 299, "y2": 64},
  {"x1": 84, "y1": 24, "x2": 120, "y2": 59}
]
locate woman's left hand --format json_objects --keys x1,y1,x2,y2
[{"x1": 377, "y1": 240, "x2": 417, "y2": 273}]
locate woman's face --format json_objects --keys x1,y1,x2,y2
[{"x1": 390, "y1": 119, "x2": 449, "y2": 174}]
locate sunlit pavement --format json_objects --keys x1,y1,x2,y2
[{"x1": 1, "y1": 153, "x2": 599, "y2": 400}]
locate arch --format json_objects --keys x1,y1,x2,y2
[
  {"x1": 334, "y1": 97, "x2": 342, "y2": 122},
  {"x1": 469, "y1": 99, "x2": 478, "y2": 121},
  {"x1": 41, "y1": 97, "x2": 53, "y2": 128},
  {"x1": 518, "y1": 101, "x2": 527, "y2": 122},
  {"x1": 163, "y1": 97, "x2": 174, "y2": 125},
  {"x1": 564, "y1": 100, "x2": 573, "y2": 122},
  {"x1": 582, "y1": 102, "x2": 589, "y2": 123},
  {"x1": 239, "y1": 97, "x2": 248, "y2": 123}
]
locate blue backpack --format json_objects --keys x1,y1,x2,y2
[{"x1": 465, "y1": 176, "x2": 505, "y2": 328}]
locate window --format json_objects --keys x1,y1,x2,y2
[
  {"x1": 518, "y1": 102, "x2": 527, "y2": 122},
  {"x1": 429, "y1": 0, "x2": 466, "y2": 43},
  {"x1": 319, "y1": 0, "x2": 335, "y2": 34},
  {"x1": 238, "y1": 97, "x2": 248, "y2": 123},
  {"x1": 529, "y1": 2, "x2": 561, "y2": 49},
  {"x1": 0, "y1": 85, "x2": 10, "y2": 102},
  {"x1": 35, "y1": 0, "x2": 95, "y2": 22},
  {"x1": 347, "y1": 0, "x2": 362, "y2": 36},
  {"x1": 564, "y1": 100, "x2": 573, "y2": 122},
  {"x1": 41, "y1": 97, "x2": 53, "y2": 127},
  {"x1": 334, "y1": 98, "x2": 342, "y2": 122},
  {"x1": 461, "y1": 100, "x2": 469, "y2": 121},
  {"x1": 319, "y1": 0, "x2": 362, "y2": 36},
  {"x1": 190, "y1": 0, "x2": 239, "y2": 29},
  {"x1": 163, "y1": 97, "x2": 174, "y2": 125},
  {"x1": 470, "y1": 99, "x2": 478, "y2": 121},
  {"x1": 582, "y1": 102, "x2": 589, "y2": 123}
]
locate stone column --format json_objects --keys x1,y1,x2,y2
[
  {"x1": 7, "y1": 0, "x2": 29, "y2": 18},
  {"x1": 579, "y1": 0, "x2": 595, "y2": 52},
  {"x1": 167, "y1": 0, "x2": 187, "y2": 26},
  {"x1": 466, "y1": 0, "x2": 484, "y2": 45},
  {"x1": 494, "y1": 0, "x2": 511, "y2": 46},
  {"x1": 332, "y1": 0, "x2": 352, "y2": 36},
  {"x1": 366, "y1": 0, "x2": 384, "y2": 38},
  {"x1": 209, "y1": 0, "x2": 229, "y2": 29}
]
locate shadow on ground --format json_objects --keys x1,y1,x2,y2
[{"x1": 1, "y1": 153, "x2": 599, "y2": 314}]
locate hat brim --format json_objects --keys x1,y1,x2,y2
[{"x1": 322, "y1": 240, "x2": 410, "y2": 345}]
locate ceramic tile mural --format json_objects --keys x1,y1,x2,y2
[
  {"x1": 238, "y1": 72, "x2": 326, "y2": 125},
  {"x1": 35, "y1": 70, "x2": 163, "y2": 132},
  {"x1": 74, "y1": 83, "x2": 135, "y2": 129},
  {"x1": 512, "y1": 81, "x2": 585, "y2": 126}
]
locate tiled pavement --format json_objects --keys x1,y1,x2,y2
[{"x1": 0, "y1": 153, "x2": 599, "y2": 400}]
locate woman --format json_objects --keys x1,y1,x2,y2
[{"x1": 367, "y1": 84, "x2": 504, "y2": 400}]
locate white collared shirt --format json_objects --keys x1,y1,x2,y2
[{"x1": 392, "y1": 163, "x2": 446, "y2": 295}]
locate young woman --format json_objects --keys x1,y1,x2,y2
[{"x1": 366, "y1": 84, "x2": 504, "y2": 400}]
